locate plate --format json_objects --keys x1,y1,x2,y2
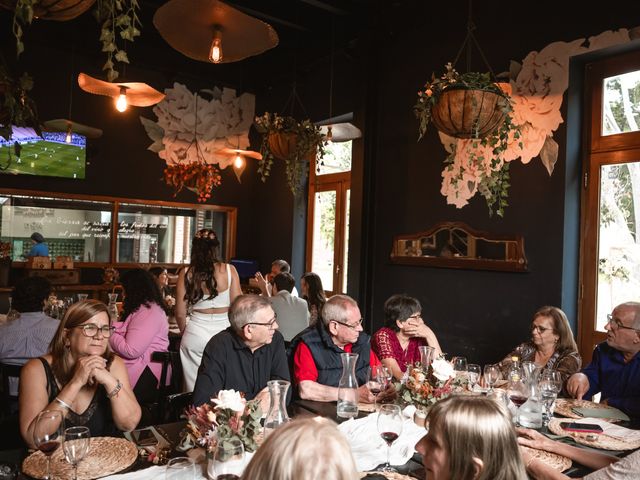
[
  {"x1": 548, "y1": 418, "x2": 640, "y2": 451},
  {"x1": 521, "y1": 445, "x2": 571, "y2": 471},
  {"x1": 22, "y1": 437, "x2": 138, "y2": 480},
  {"x1": 553, "y1": 399, "x2": 622, "y2": 422}
]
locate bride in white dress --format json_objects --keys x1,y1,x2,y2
[{"x1": 176, "y1": 229, "x2": 241, "y2": 391}]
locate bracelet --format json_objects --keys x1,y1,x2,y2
[
  {"x1": 54, "y1": 397, "x2": 72, "y2": 410},
  {"x1": 107, "y1": 380, "x2": 122, "y2": 399}
]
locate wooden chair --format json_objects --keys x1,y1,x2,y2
[{"x1": 149, "y1": 351, "x2": 183, "y2": 423}]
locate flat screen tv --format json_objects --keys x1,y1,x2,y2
[
  {"x1": 0, "y1": 126, "x2": 86, "y2": 179},
  {"x1": 230, "y1": 258, "x2": 260, "y2": 281}
]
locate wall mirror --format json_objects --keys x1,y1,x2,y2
[{"x1": 390, "y1": 222, "x2": 527, "y2": 272}]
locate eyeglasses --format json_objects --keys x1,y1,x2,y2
[
  {"x1": 331, "y1": 318, "x2": 364, "y2": 330},
  {"x1": 606, "y1": 314, "x2": 639, "y2": 332},
  {"x1": 407, "y1": 313, "x2": 422, "y2": 320},
  {"x1": 76, "y1": 323, "x2": 115, "y2": 338},
  {"x1": 246, "y1": 315, "x2": 278, "y2": 329},
  {"x1": 531, "y1": 324, "x2": 552, "y2": 334}
]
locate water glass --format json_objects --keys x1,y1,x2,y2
[
  {"x1": 467, "y1": 364, "x2": 481, "y2": 391},
  {"x1": 418, "y1": 345, "x2": 435, "y2": 369},
  {"x1": 452, "y1": 356, "x2": 468, "y2": 373},
  {"x1": 166, "y1": 457, "x2": 195, "y2": 480},
  {"x1": 483, "y1": 364, "x2": 500, "y2": 392},
  {"x1": 63, "y1": 426, "x2": 90, "y2": 480},
  {"x1": 209, "y1": 439, "x2": 245, "y2": 479}
]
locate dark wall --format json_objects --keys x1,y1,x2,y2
[{"x1": 357, "y1": 2, "x2": 640, "y2": 366}]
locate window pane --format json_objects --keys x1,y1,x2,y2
[
  {"x1": 342, "y1": 189, "x2": 350, "y2": 293},
  {"x1": 602, "y1": 71, "x2": 640, "y2": 136},
  {"x1": 316, "y1": 141, "x2": 352, "y2": 175},
  {"x1": 311, "y1": 190, "x2": 336, "y2": 291},
  {"x1": 596, "y1": 162, "x2": 640, "y2": 330},
  {"x1": 0, "y1": 195, "x2": 112, "y2": 261}
]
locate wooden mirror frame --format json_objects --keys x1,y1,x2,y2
[{"x1": 390, "y1": 221, "x2": 527, "y2": 272}]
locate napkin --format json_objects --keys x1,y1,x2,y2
[
  {"x1": 571, "y1": 407, "x2": 630, "y2": 422},
  {"x1": 338, "y1": 413, "x2": 426, "y2": 472},
  {"x1": 572, "y1": 418, "x2": 640, "y2": 442},
  {"x1": 103, "y1": 465, "x2": 207, "y2": 480}
]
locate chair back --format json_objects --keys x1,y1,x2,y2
[
  {"x1": 0, "y1": 363, "x2": 22, "y2": 416},
  {"x1": 167, "y1": 392, "x2": 193, "y2": 422},
  {"x1": 150, "y1": 351, "x2": 183, "y2": 423}
]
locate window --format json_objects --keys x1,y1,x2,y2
[
  {"x1": 579, "y1": 50, "x2": 640, "y2": 362},
  {"x1": 307, "y1": 141, "x2": 352, "y2": 295}
]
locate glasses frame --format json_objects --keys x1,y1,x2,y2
[
  {"x1": 330, "y1": 318, "x2": 364, "y2": 330},
  {"x1": 246, "y1": 315, "x2": 278, "y2": 329},
  {"x1": 606, "y1": 314, "x2": 639, "y2": 332},
  {"x1": 531, "y1": 324, "x2": 552, "y2": 334},
  {"x1": 76, "y1": 323, "x2": 115, "y2": 338}
]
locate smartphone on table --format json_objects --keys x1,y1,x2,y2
[{"x1": 561, "y1": 422, "x2": 604, "y2": 434}]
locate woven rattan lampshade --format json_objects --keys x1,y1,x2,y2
[
  {"x1": 77, "y1": 73, "x2": 165, "y2": 107},
  {"x1": 0, "y1": 0, "x2": 94, "y2": 21},
  {"x1": 153, "y1": 0, "x2": 279, "y2": 63},
  {"x1": 431, "y1": 86, "x2": 508, "y2": 139},
  {"x1": 43, "y1": 119, "x2": 103, "y2": 138}
]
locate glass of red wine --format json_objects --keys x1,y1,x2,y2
[
  {"x1": 33, "y1": 410, "x2": 64, "y2": 480},
  {"x1": 367, "y1": 366, "x2": 383, "y2": 407},
  {"x1": 377, "y1": 404, "x2": 403, "y2": 472}
]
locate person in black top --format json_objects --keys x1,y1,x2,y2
[{"x1": 192, "y1": 294, "x2": 290, "y2": 410}]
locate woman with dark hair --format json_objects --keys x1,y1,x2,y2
[
  {"x1": 498, "y1": 306, "x2": 581, "y2": 387},
  {"x1": 19, "y1": 300, "x2": 140, "y2": 447},
  {"x1": 301, "y1": 272, "x2": 327, "y2": 326},
  {"x1": 177, "y1": 229, "x2": 241, "y2": 391},
  {"x1": 109, "y1": 269, "x2": 170, "y2": 403},
  {"x1": 372, "y1": 294, "x2": 442, "y2": 380}
]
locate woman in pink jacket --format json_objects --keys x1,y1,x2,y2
[{"x1": 109, "y1": 269, "x2": 170, "y2": 405}]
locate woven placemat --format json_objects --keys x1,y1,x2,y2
[
  {"x1": 548, "y1": 419, "x2": 640, "y2": 451},
  {"x1": 23, "y1": 437, "x2": 138, "y2": 480},
  {"x1": 554, "y1": 399, "x2": 620, "y2": 422},
  {"x1": 360, "y1": 471, "x2": 414, "y2": 480},
  {"x1": 521, "y1": 445, "x2": 571, "y2": 471}
]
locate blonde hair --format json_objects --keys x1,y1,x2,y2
[
  {"x1": 427, "y1": 395, "x2": 527, "y2": 480},
  {"x1": 49, "y1": 300, "x2": 113, "y2": 384},
  {"x1": 241, "y1": 418, "x2": 358, "y2": 480}
]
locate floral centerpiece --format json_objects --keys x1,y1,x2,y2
[
  {"x1": 414, "y1": 63, "x2": 522, "y2": 217},
  {"x1": 179, "y1": 390, "x2": 262, "y2": 456},
  {"x1": 396, "y1": 356, "x2": 456, "y2": 411},
  {"x1": 254, "y1": 112, "x2": 326, "y2": 195},
  {"x1": 163, "y1": 162, "x2": 222, "y2": 203}
]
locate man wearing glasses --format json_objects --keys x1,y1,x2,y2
[
  {"x1": 291, "y1": 295, "x2": 379, "y2": 403},
  {"x1": 566, "y1": 302, "x2": 640, "y2": 422},
  {"x1": 192, "y1": 295, "x2": 290, "y2": 410}
]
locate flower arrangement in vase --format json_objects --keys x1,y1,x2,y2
[
  {"x1": 254, "y1": 112, "x2": 326, "y2": 195},
  {"x1": 179, "y1": 390, "x2": 262, "y2": 456},
  {"x1": 414, "y1": 63, "x2": 522, "y2": 217},
  {"x1": 163, "y1": 162, "x2": 222, "y2": 203},
  {"x1": 396, "y1": 356, "x2": 456, "y2": 412}
]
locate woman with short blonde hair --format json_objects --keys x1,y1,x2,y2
[
  {"x1": 416, "y1": 395, "x2": 527, "y2": 480},
  {"x1": 241, "y1": 417, "x2": 358, "y2": 480}
]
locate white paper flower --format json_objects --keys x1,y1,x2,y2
[
  {"x1": 212, "y1": 390, "x2": 246, "y2": 412},
  {"x1": 432, "y1": 358, "x2": 455, "y2": 382}
]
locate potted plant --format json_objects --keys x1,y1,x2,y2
[
  {"x1": 0, "y1": 63, "x2": 41, "y2": 142},
  {"x1": 254, "y1": 112, "x2": 326, "y2": 195},
  {"x1": 414, "y1": 63, "x2": 522, "y2": 217}
]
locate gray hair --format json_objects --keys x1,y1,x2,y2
[
  {"x1": 229, "y1": 294, "x2": 272, "y2": 332},
  {"x1": 618, "y1": 302, "x2": 640, "y2": 329},
  {"x1": 322, "y1": 294, "x2": 358, "y2": 327},
  {"x1": 272, "y1": 259, "x2": 291, "y2": 273}
]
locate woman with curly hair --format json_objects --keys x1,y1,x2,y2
[
  {"x1": 109, "y1": 268, "x2": 170, "y2": 404},
  {"x1": 301, "y1": 272, "x2": 327, "y2": 326},
  {"x1": 177, "y1": 229, "x2": 241, "y2": 391}
]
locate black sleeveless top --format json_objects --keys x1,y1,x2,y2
[{"x1": 39, "y1": 358, "x2": 117, "y2": 437}]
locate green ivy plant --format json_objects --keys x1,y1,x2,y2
[
  {"x1": 254, "y1": 112, "x2": 326, "y2": 195},
  {"x1": 0, "y1": 64, "x2": 41, "y2": 142},
  {"x1": 11, "y1": 0, "x2": 37, "y2": 56},
  {"x1": 94, "y1": 0, "x2": 141, "y2": 82}
]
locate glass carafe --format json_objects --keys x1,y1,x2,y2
[
  {"x1": 107, "y1": 293, "x2": 119, "y2": 321},
  {"x1": 337, "y1": 352, "x2": 359, "y2": 419},
  {"x1": 518, "y1": 374, "x2": 543, "y2": 428},
  {"x1": 263, "y1": 380, "x2": 291, "y2": 437}
]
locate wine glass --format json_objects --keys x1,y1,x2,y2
[
  {"x1": 377, "y1": 404, "x2": 403, "y2": 472},
  {"x1": 33, "y1": 410, "x2": 64, "y2": 480},
  {"x1": 539, "y1": 369, "x2": 562, "y2": 426},
  {"x1": 467, "y1": 364, "x2": 481, "y2": 391},
  {"x1": 418, "y1": 345, "x2": 435, "y2": 369},
  {"x1": 483, "y1": 364, "x2": 500, "y2": 392},
  {"x1": 63, "y1": 426, "x2": 90, "y2": 480},
  {"x1": 367, "y1": 366, "x2": 383, "y2": 407},
  {"x1": 166, "y1": 457, "x2": 195, "y2": 480},
  {"x1": 209, "y1": 438, "x2": 245, "y2": 479}
]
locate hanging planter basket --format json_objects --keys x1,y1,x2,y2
[
  {"x1": 431, "y1": 86, "x2": 509, "y2": 139},
  {"x1": 267, "y1": 132, "x2": 316, "y2": 162},
  {"x1": 0, "y1": 0, "x2": 95, "y2": 21}
]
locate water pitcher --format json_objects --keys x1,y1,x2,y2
[
  {"x1": 518, "y1": 368, "x2": 543, "y2": 428},
  {"x1": 337, "y1": 352, "x2": 359, "y2": 419},
  {"x1": 263, "y1": 380, "x2": 291, "y2": 437}
]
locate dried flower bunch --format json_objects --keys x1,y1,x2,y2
[
  {"x1": 254, "y1": 112, "x2": 326, "y2": 195},
  {"x1": 180, "y1": 390, "x2": 262, "y2": 456},
  {"x1": 163, "y1": 162, "x2": 222, "y2": 203},
  {"x1": 396, "y1": 356, "x2": 456, "y2": 410}
]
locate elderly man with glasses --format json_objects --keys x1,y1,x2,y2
[
  {"x1": 192, "y1": 294, "x2": 290, "y2": 409},
  {"x1": 567, "y1": 301, "x2": 640, "y2": 421},
  {"x1": 290, "y1": 294, "x2": 380, "y2": 403}
]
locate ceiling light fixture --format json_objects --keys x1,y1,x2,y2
[
  {"x1": 77, "y1": 73, "x2": 165, "y2": 111},
  {"x1": 209, "y1": 27, "x2": 223, "y2": 63},
  {"x1": 115, "y1": 86, "x2": 128, "y2": 112}
]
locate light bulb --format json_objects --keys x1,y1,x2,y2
[
  {"x1": 209, "y1": 29, "x2": 223, "y2": 63},
  {"x1": 233, "y1": 154, "x2": 245, "y2": 169},
  {"x1": 65, "y1": 124, "x2": 72, "y2": 144},
  {"x1": 115, "y1": 86, "x2": 128, "y2": 112}
]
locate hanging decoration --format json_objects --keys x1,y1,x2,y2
[
  {"x1": 78, "y1": 73, "x2": 165, "y2": 111},
  {"x1": 140, "y1": 83, "x2": 256, "y2": 200}
]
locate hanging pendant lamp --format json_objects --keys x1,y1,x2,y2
[{"x1": 77, "y1": 73, "x2": 165, "y2": 111}]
